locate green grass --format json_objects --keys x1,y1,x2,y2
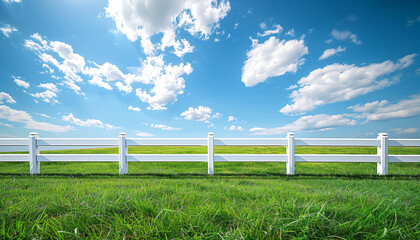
[{"x1": 1, "y1": 146, "x2": 419, "y2": 239}]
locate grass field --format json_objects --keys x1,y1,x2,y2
[{"x1": 1, "y1": 146, "x2": 419, "y2": 239}]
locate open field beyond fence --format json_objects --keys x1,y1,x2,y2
[{"x1": 1, "y1": 146, "x2": 419, "y2": 239}]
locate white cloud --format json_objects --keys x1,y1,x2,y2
[
  {"x1": 36, "y1": 113, "x2": 51, "y2": 118},
  {"x1": 2, "y1": 0, "x2": 21, "y2": 4},
  {"x1": 330, "y1": 29, "x2": 362, "y2": 44},
  {"x1": 30, "y1": 90, "x2": 59, "y2": 104},
  {"x1": 319, "y1": 46, "x2": 346, "y2": 60},
  {"x1": 135, "y1": 55, "x2": 193, "y2": 110},
  {"x1": 392, "y1": 128, "x2": 418, "y2": 134},
  {"x1": 250, "y1": 114, "x2": 356, "y2": 135},
  {"x1": 348, "y1": 100, "x2": 388, "y2": 113},
  {"x1": 285, "y1": 28, "x2": 295, "y2": 37},
  {"x1": 105, "y1": 0, "x2": 230, "y2": 56},
  {"x1": 0, "y1": 105, "x2": 73, "y2": 133},
  {"x1": 0, "y1": 24, "x2": 18, "y2": 38},
  {"x1": 181, "y1": 106, "x2": 212, "y2": 121},
  {"x1": 361, "y1": 95, "x2": 420, "y2": 122},
  {"x1": 242, "y1": 37, "x2": 308, "y2": 87},
  {"x1": 259, "y1": 22, "x2": 267, "y2": 29},
  {"x1": 257, "y1": 24, "x2": 283, "y2": 37},
  {"x1": 38, "y1": 83, "x2": 59, "y2": 92},
  {"x1": 234, "y1": 23, "x2": 239, "y2": 29},
  {"x1": 280, "y1": 54, "x2": 417, "y2": 114},
  {"x1": 151, "y1": 123, "x2": 181, "y2": 130},
  {"x1": 128, "y1": 105, "x2": 141, "y2": 112},
  {"x1": 14, "y1": 77, "x2": 30, "y2": 88},
  {"x1": 0, "y1": 92, "x2": 16, "y2": 104},
  {"x1": 228, "y1": 125, "x2": 243, "y2": 131},
  {"x1": 62, "y1": 113, "x2": 118, "y2": 130},
  {"x1": 136, "y1": 131, "x2": 153, "y2": 137},
  {"x1": 228, "y1": 116, "x2": 236, "y2": 122}
]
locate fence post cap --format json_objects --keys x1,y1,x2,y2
[
  {"x1": 287, "y1": 132, "x2": 295, "y2": 136},
  {"x1": 208, "y1": 132, "x2": 214, "y2": 136},
  {"x1": 29, "y1": 132, "x2": 38, "y2": 136},
  {"x1": 119, "y1": 132, "x2": 127, "y2": 136},
  {"x1": 378, "y1": 133, "x2": 388, "y2": 137}
]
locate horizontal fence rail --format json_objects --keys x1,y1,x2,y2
[{"x1": 0, "y1": 132, "x2": 419, "y2": 175}]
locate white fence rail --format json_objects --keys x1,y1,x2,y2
[{"x1": 0, "y1": 132, "x2": 419, "y2": 175}]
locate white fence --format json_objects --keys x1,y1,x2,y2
[{"x1": 0, "y1": 132, "x2": 419, "y2": 175}]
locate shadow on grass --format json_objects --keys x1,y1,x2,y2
[{"x1": 0, "y1": 172, "x2": 419, "y2": 180}]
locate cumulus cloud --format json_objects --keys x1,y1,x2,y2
[
  {"x1": 2, "y1": 0, "x2": 21, "y2": 4},
  {"x1": 319, "y1": 46, "x2": 346, "y2": 60},
  {"x1": 250, "y1": 114, "x2": 356, "y2": 135},
  {"x1": 241, "y1": 36, "x2": 308, "y2": 87},
  {"x1": 181, "y1": 106, "x2": 212, "y2": 121},
  {"x1": 128, "y1": 105, "x2": 141, "y2": 112},
  {"x1": 360, "y1": 95, "x2": 420, "y2": 122},
  {"x1": 228, "y1": 125, "x2": 243, "y2": 131},
  {"x1": 348, "y1": 100, "x2": 388, "y2": 113},
  {"x1": 329, "y1": 29, "x2": 362, "y2": 45},
  {"x1": 30, "y1": 90, "x2": 59, "y2": 104},
  {"x1": 285, "y1": 28, "x2": 295, "y2": 37},
  {"x1": 0, "y1": 24, "x2": 18, "y2": 38},
  {"x1": 280, "y1": 54, "x2": 417, "y2": 114},
  {"x1": 0, "y1": 92, "x2": 16, "y2": 104},
  {"x1": 62, "y1": 113, "x2": 118, "y2": 130},
  {"x1": 14, "y1": 77, "x2": 30, "y2": 88},
  {"x1": 151, "y1": 123, "x2": 181, "y2": 130},
  {"x1": 105, "y1": 0, "x2": 230, "y2": 56},
  {"x1": 0, "y1": 105, "x2": 73, "y2": 133},
  {"x1": 228, "y1": 116, "x2": 237, "y2": 122},
  {"x1": 135, "y1": 55, "x2": 193, "y2": 110},
  {"x1": 257, "y1": 24, "x2": 283, "y2": 37}
]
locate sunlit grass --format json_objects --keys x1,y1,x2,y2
[{"x1": 0, "y1": 146, "x2": 419, "y2": 239}]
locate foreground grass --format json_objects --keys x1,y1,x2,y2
[{"x1": 0, "y1": 147, "x2": 419, "y2": 239}]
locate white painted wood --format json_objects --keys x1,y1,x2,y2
[
  {"x1": 126, "y1": 138, "x2": 207, "y2": 146},
  {"x1": 388, "y1": 139, "x2": 420, "y2": 147},
  {"x1": 389, "y1": 155, "x2": 420, "y2": 163},
  {"x1": 295, "y1": 154, "x2": 380, "y2": 163},
  {"x1": 127, "y1": 154, "x2": 207, "y2": 162},
  {"x1": 0, "y1": 138, "x2": 28, "y2": 146},
  {"x1": 295, "y1": 138, "x2": 379, "y2": 146},
  {"x1": 214, "y1": 154, "x2": 287, "y2": 162},
  {"x1": 0, "y1": 154, "x2": 29, "y2": 162},
  {"x1": 119, "y1": 133, "x2": 127, "y2": 175},
  {"x1": 37, "y1": 138, "x2": 118, "y2": 146},
  {"x1": 208, "y1": 133, "x2": 214, "y2": 175},
  {"x1": 37, "y1": 154, "x2": 118, "y2": 162},
  {"x1": 377, "y1": 133, "x2": 388, "y2": 175},
  {"x1": 29, "y1": 133, "x2": 40, "y2": 174},
  {"x1": 214, "y1": 138, "x2": 287, "y2": 146},
  {"x1": 287, "y1": 133, "x2": 295, "y2": 175}
]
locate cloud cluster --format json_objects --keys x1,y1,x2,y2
[
  {"x1": 181, "y1": 106, "x2": 212, "y2": 121},
  {"x1": 0, "y1": 24, "x2": 18, "y2": 38},
  {"x1": 105, "y1": 0, "x2": 230, "y2": 56},
  {"x1": 250, "y1": 114, "x2": 356, "y2": 135},
  {"x1": 242, "y1": 37, "x2": 308, "y2": 87},
  {"x1": 281, "y1": 54, "x2": 416, "y2": 114},
  {"x1": 327, "y1": 29, "x2": 361, "y2": 44},
  {"x1": 257, "y1": 24, "x2": 283, "y2": 37},
  {"x1": 14, "y1": 77, "x2": 30, "y2": 88},
  {"x1": 151, "y1": 123, "x2": 181, "y2": 130},
  {"x1": 62, "y1": 113, "x2": 117, "y2": 130},
  {"x1": 319, "y1": 46, "x2": 346, "y2": 60},
  {"x1": 0, "y1": 92, "x2": 16, "y2": 104},
  {"x1": 0, "y1": 105, "x2": 72, "y2": 132}
]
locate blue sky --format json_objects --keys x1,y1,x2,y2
[{"x1": 0, "y1": 0, "x2": 419, "y2": 139}]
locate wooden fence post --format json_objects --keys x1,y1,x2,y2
[
  {"x1": 208, "y1": 132, "x2": 214, "y2": 175},
  {"x1": 287, "y1": 132, "x2": 295, "y2": 175},
  {"x1": 377, "y1": 133, "x2": 388, "y2": 175},
  {"x1": 119, "y1": 132, "x2": 127, "y2": 175},
  {"x1": 29, "y1": 132, "x2": 40, "y2": 174}
]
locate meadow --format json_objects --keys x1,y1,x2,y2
[{"x1": 0, "y1": 146, "x2": 419, "y2": 239}]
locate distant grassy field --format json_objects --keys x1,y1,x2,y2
[{"x1": 1, "y1": 146, "x2": 419, "y2": 239}]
